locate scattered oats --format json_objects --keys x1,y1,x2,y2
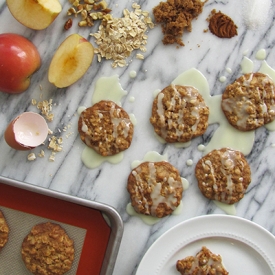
[
  {"x1": 66, "y1": 132, "x2": 74, "y2": 138},
  {"x1": 136, "y1": 53, "x2": 144, "y2": 60},
  {"x1": 63, "y1": 126, "x2": 68, "y2": 132},
  {"x1": 31, "y1": 99, "x2": 37, "y2": 105},
  {"x1": 57, "y1": 137, "x2": 63, "y2": 144},
  {"x1": 48, "y1": 128, "x2": 53, "y2": 135},
  {"x1": 27, "y1": 153, "x2": 36, "y2": 161},
  {"x1": 90, "y1": 3, "x2": 154, "y2": 67},
  {"x1": 49, "y1": 152, "x2": 56, "y2": 162},
  {"x1": 48, "y1": 136, "x2": 63, "y2": 152},
  {"x1": 39, "y1": 84, "x2": 43, "y2": 91},
  {"x1": 38, "y1": 150, "x2": 45, "y2": 158},
  {"x1": 36, "y1": 99, "x2": 54, "y2": 122}
]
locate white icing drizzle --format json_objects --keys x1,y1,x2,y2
[
  {"x1": 132, "y1": 162, "x2": 181, "y2": 216},
  {"x1": 156, "y1": 84, "x2": 206, "y2": 140}
]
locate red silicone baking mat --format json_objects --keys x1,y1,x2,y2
[{"x1": 0, "y1": 182, "x2": 111, "y2": 275}]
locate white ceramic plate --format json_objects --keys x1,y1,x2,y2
[{"x1": 136, "y1": 214, "x2": 275, "y2": 275}]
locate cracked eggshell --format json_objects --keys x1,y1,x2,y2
[{"x1": 4, "y1": 112, "x2": 48, "y2": 150}]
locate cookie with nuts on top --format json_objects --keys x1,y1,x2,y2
[
  {"x1": 176, "y1": 246, "x2": 229, "y2": 275},
  {"x1": 127, "y1": 161, "x2": 183, "y2": 218},
  {"x1": 150, "y1": 85, "x2": 209, "y2": 143},
  {"x1": 21, "y1": 222, "x2": 74, "y2": 275},
  {"x1": 195, "y1": 148, "x2": 251, "y2": 204},
  {"x1": 78, "y1": 100, "x2": 134, "y2": 156},
  {"x1": 221, "y1": 72, "x2": 275, "y2": 131},
  {"x1": 0, "y1": 210, "x2": 9, "y2": 251}
]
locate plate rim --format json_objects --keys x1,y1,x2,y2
[{"x1": 135, "y1": 214, "x2": 275, "y2": 275}]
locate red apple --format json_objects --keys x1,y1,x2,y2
[{"x1": 0, "y1": 33, "x2": 41, "y2": 94}]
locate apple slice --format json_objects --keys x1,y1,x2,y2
[
  {"x1": 48, "y1": 34, "x2": 94, "y2": 88},
  {"x1": 6, "y1": 0, "x2": 62, "y2": 30}
]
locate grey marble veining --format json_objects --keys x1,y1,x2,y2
[{"x1": 1, "y1": 0, "x2": 275, "y2": 274}]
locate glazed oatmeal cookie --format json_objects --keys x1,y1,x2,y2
[
  {"x1": 221, "y1": 72, "x2": 275, "y2": 131},
  {"x1": 0, "y1": 210, "x2": 9, "y2": 251},
  {"x1": 21, "y1": 222, "x2": 74, "y2": 275},
  {"x1": 78, "y1": 100, "x2": 134, "y2": 156},
  {"x1": 176, "y1": 246, "x2": 229, "y2": 275},
  {"x1": 150, "y1": 85, "x2": 209, "y2": 143},
  {"x1": 127, "y1": 161, "x2": 183, "y2": 218},
  {"x1": 195, "y1": 148, "x2": 251, "y2": 204}
]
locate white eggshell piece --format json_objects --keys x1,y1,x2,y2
[{"x1": 13, "y1": 112, "x2": 48, "y2": 147}]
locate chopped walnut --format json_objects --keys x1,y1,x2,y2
[{"x1": 65, "y1": 0, "x2": 111, "y2": 29}]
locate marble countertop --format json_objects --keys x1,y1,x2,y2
[{"x1": 1, "y1": 0, "x2": 275, "y2": 274}]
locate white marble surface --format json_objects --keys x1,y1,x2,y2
[{"x1": 1, "y1": 0, "x2": 275, "y2": 274}]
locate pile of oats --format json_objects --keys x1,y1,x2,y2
[{"x1": 90, "y1": 3, "x2": 154, "y2": 68}]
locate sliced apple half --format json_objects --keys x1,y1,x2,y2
[
  {"x1": 6, "y1": 0, "x2": 62, "y2": 30},
  {"x1": 48, "y1": 34, "x2": 94, "y2": 88}
]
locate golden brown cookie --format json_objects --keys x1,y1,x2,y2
[
  {"x1": 195, "y1": 148, "x2": 251, "y2": 204},
  {"x1": 21, "y1": 222, "x2": 74, "y2": 275},
  {"x1": 127, "y1": 161, "x2": 183, "y2": 218},
  {"x1": 221, "y1": 72, "x2": 275, "y2": 131},
  {"x1": 0, "y1": 210, "x2": 9, "y2": 251},
  {"x1": 176, "y1": 246, "x2": 229, "y2": 275},
  {"x1": 150, "y1": 85, "x2": 209, "y2": 143},
  {"x1": 78, "y1": 100, "x2": 134, "y2": 156}
]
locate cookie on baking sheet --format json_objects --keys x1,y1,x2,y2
[
  {"x1": 21, "y1": 222, "x2": 74, "y2": 275},
  {"x1": 195, "y1": 148, "x2": 251, "y2": 204},
  {"x1": 0, "y1": 210, "x2": 9, "y2": 251},
  {"x1": 221, "y1": 72, "x2": 275, "y2": 131},
  {"x1": 78, "y1": 100, "x2": 134, "y2": 156},
  {"x1": 150, "y1": 84, "x2": 209, "y2": 143},
  {"x1": 176, "y1": 246, "x2": 229, "y2": 275},
  {"x1": 127, "y1": 161, "x2": 183, "y2": 218}
]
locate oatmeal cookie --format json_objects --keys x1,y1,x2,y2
[
  {"x1": 150, "y1": 85, "x2": 209, "y2": 143},
  {"x1": 21, "y1": 222, "x2": 74, "y2": 275},
  {"x1": 176, "y1": 246, "x2": 229, "y2": 275},
  {"x1": 0, "y1": 210, "x2": 9, "y2": 251},
  {"x1": 195, "y1": 148, "x2": 251, "y2": 204},
  {"x1": 78, "y1": 100, "x2": 134, "y2": 156},
  {"x1": 221, "y1": 72, "x2": 275, "y2": 131},
  {"x1": 127, "y1": 161, "x2": 183, "y2": 218}
]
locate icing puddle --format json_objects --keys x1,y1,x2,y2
[
  {"x1": 78, "y1": 75, "x2": 137, "y2": 168},
  {"x1": 171, "y1": 57, "x2": 275, "y2": 156}
]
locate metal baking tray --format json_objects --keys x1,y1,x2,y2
[{"x1": 0, "y1": 175, "x2": 123, "y2": 275}]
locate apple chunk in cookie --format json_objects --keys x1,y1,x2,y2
[{"x1": 78, "y1": 100, "x2": 134, "y2": 156}]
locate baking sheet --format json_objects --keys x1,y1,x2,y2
[
  {"x1": 0, "y1": 206, "x2": 86, "y2": 274},
  {"x1": 0, "y1": 180, "x2": 115, "y2": 274}
]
